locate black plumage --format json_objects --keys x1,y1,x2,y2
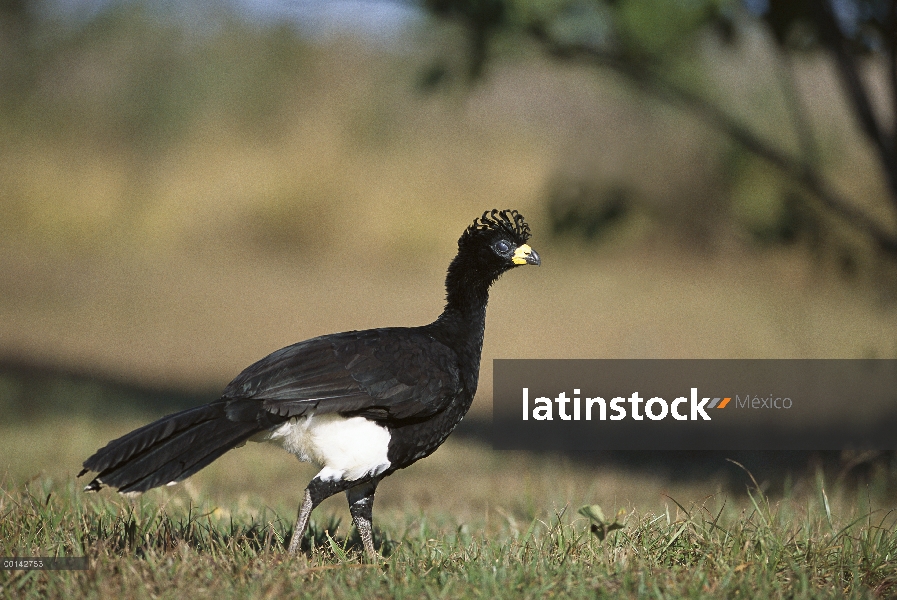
[{"x1": 80, "y1": 209, "x2": 540, "y2": 557}]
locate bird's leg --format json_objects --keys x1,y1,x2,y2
[
  {"x1": 287, "y1": 475, "x2": 360, "y2": 555},
  {"x1": 287, "y1": 489, "x2": 314, "y2": 554},
  {"x1": 346, "y1": 479, "x2": 379, "y2": 559}
]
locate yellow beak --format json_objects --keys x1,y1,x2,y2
[{"x1": 512, "y1": 244, "x2": 541, "y2": 266}]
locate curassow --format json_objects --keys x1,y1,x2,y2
[{"x1": 80, "y1": 209, "x2": 540, "y2": 557}]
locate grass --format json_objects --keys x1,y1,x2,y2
[
  {"x1": 2, "y1": 419, "x2": 897, "y2": 598},
  {"x1": 3, "y1": 470, "x2": 896, "y2": 598}
]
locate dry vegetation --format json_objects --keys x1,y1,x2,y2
[{"x1": 2, "y1": 25, "x2": 897, "y2": 402}]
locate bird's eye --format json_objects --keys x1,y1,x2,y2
[{"x1": 494, "y1": 240, "x2": 511, "y2": 255}]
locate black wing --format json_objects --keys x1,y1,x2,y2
[{"x1": 222, "y1": 328, "x2": 463, "y2": 423}]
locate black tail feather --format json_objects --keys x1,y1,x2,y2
[{"x1": 81, "y1": 400, "x2": 268, "y2": 494}]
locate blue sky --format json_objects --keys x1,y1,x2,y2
[
  {"x1": 232, "y1": 0, "x2": 422, "y2": 37},
  {"x1": 49, "y1": 0, "x2": 423, "y2": 39}
]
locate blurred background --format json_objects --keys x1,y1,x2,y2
[{"x1": 2, "y1": 0, "x2": 897, "y2": 513}]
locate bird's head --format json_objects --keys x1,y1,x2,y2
[
  {"x1": 440, "y1": 209, "x2": 540, "y2": 321},
  {"x1": 455, "y1": 209, "x2": 541, "y2": 281}
]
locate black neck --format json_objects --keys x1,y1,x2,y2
[{"x1": 426, "y1": 254, "x2": 501, "y2": 392}]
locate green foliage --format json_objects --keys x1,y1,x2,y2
[
  {"x1": 486, "y1": 0, "x2": 737, "y2": 60},
  {"x1": 614, "y1": 0, "x2": 730, "y2": 57},
  {"x1": 578, "y1": 504, "x2": 626, "y2": 540}
]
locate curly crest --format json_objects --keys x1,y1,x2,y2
[{"x1": 463, "y1": 209, "x2": 531, "y2": 244}]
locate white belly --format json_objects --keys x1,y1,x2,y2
[{"x1": 258, "y1": 413, "x2": 392, "y2": 482}]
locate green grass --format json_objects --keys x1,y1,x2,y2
[
  {"x1": 3, "y1": 477, "x2": 896, "y2": 598},
  {"x1": 2, "y1": 421, "x2": 896, "y2": 598}
]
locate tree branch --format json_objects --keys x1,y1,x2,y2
[
  {"x1": 815, "y1": 0, "x2": 897, "y2": 208},
  {"x1": 887, "y1": 0, "x2": 897, "y2": 152},
  {"x1": 528, "y1": 25, "x2": 897, "y2": 254}
]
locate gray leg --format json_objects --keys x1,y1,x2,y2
[
  {"x1": 346, "y1": 479, "x2": 379, "y2": 558},
  {"x1": 287, "y1": 488, "x2": 313, "y2": 554},
  {"x1": 288, "y1": 475, "x2": 360, "y2": 555}
]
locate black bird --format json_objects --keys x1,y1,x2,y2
[{"x1": 79, "y1": 209, "x2": 540, "y2": 557}]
